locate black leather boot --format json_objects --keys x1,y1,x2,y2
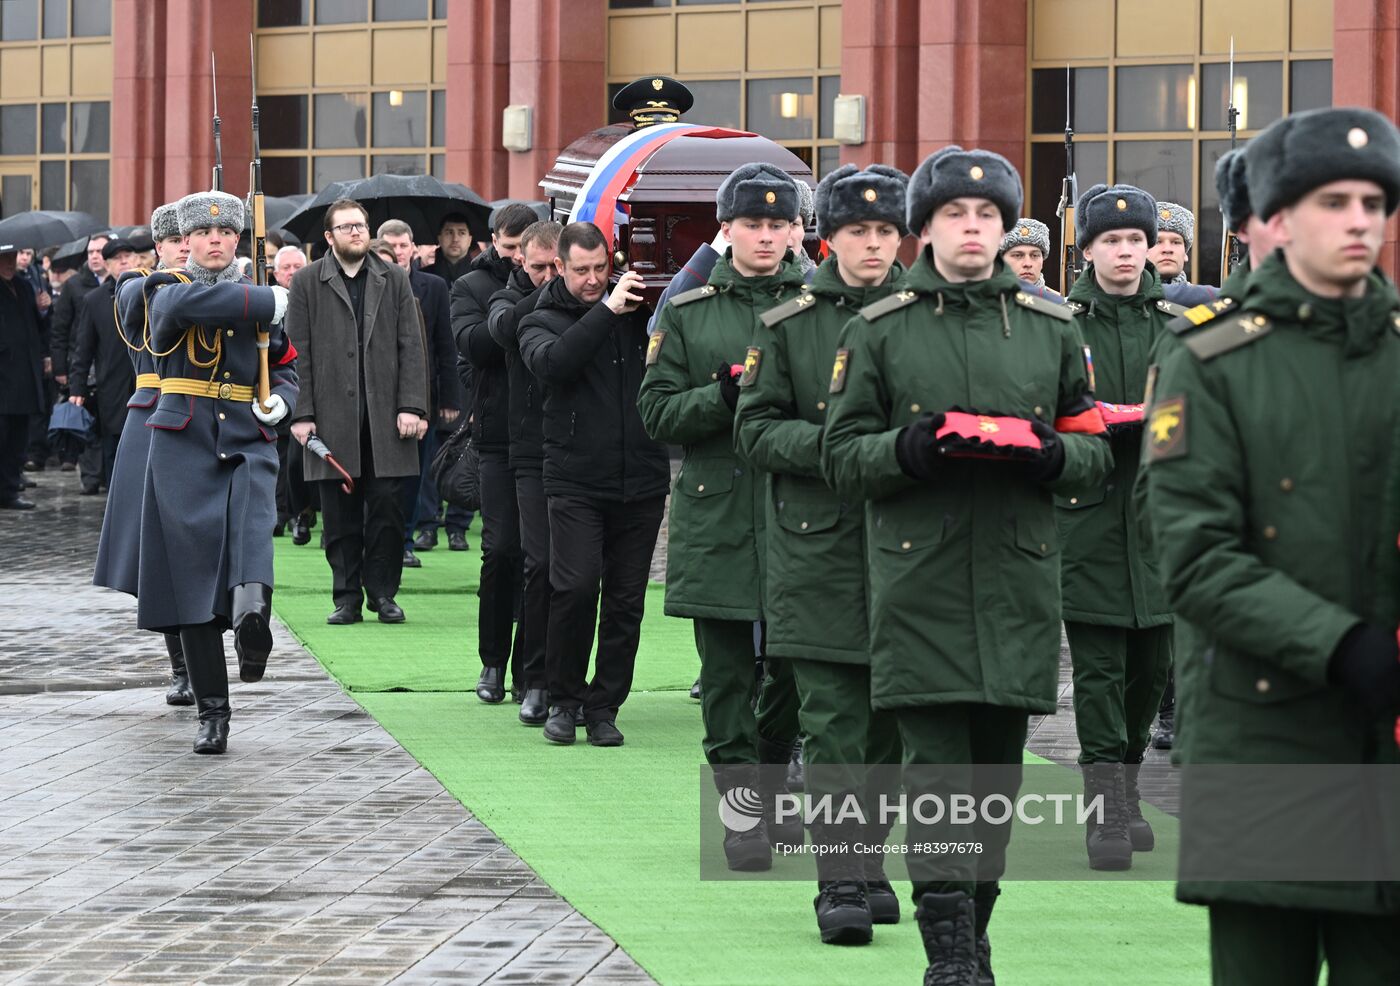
[
  {"x1": 164, "y1": 633, "x2": 194, "y2": 706},
  {"x1": 231, "y1": 583, "x2": 273, "y2": 683},
  {"x1": 811, "y1": 819, "x2": 873, "y2": 945},
  {"x1": 972, "y1": 882, "x2": 1000, "y2": 985},
  {"x1": 1123, "y1": 754, "x2": 1155, "y2": 852},
  {"x1": 915, "y1": 891, "x2": 979, "y2": 986},
  {"x1": 756, "y1": 734, "x2": 804, "y2": 851},
  {"x1": 863, "y1": 817, "x2": 900, "y2": 924},
  {"x1": 518, "y1": 688, "x2": 548, "y2": 725},
  {"x1": 1083, "y1": 763, "x2": 1133, "y2": 871},
  {"x1": 180, "y1": 623, "x2": 230, "y2": 755},
  {"x1": 476, "y1": 666, "x2": 506, "y2": 703}
]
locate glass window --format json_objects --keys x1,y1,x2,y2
[
  {"x1": 1029, "y1": 140, "x2": 1107, "y2": 292},
  {"x1": 373, "y1": 90, "x2": 427, "y2": 147},
  {"x1": 0, "y1": 0, "x2": 39, "y2": 40},
  {"x1": 263, "y1": 157, "x2": 309, "y2": 197},
  {"x1": 1291, "y1": 60, "x2": 1332, "y2": 113},
  {"x1": 433, "y1": 0, "x2": 448, "y2": 16},
  {"x1": 432, "y1": 90, "x2": 446, "y2": 146},
  {"x1": 71, "y1": 0, "x2": 110, "y2": 36},
  {"x1": 42, "y1": 103, "x2": 67, "y2": 154},
  {"x1": 817, "y1": 145, "x2": 839, "y2": 179},
  {"x1": 610, "y1": 0, "x2": 672, "y2": 6},
  {"x1": 70, "y1": 159, "x2": 109, "y2": 222},
  {"x1": 1114, "y1": 140, "x2": 1193, "y2": 208},
  {"x1": 431, "y1": 153, "x2": 444, "y2": 180},
  {"x1": 260, "y1": 0, "x2": 310, "y2": 27},
  {"x1": 687, "y1": 80, "x2": 741, "y2": 129},
  {"x1": 41, "y1": 160, "x2": 65, "y2": 210},
  {"x1": 0, "y1": 105, "x2": 37, "y2": 156},
  {"x1": 1116, "y1": 65, "x2": 1194, "y2": 133},
  {"x1": 1, "y1": 175, "x2": 33, "y2": 219},
  {"x1": 747, "y1": 77, "x2": 814, "y2": 142},
  {"x1": 314, "y1": 93, "x2": 368, "y2": 148},
  {"x1": 71, "y1": 102, "x2": 110, "y2": 154},
  {"x1": 314, "y1": 154, "x2": 365, "y2": 191},
  {"x1": 1032, "y1": 67, "x2": 1109, "y2": 134},
  {"x1": 42, "y1": 0, "x2": 66, "y2": 37},
  {"x1": 817, "y1": 74, "x2": 840, "y2": 140},
  {"x1": 316, "y1": 0, "x2": 366, "y2": 24},
  {"x1": 1196, "y1": 138, "x2": 1234, "y2": 288},
  {"x1": 1201, "y1": 60, "x2": 1282, "y2": 132},
  {"x1": 261, "y1": 95, "x2": 308, "y2": 149},
  {"x1": 372, "y1": 153, "x2": 425, "y2": 175},
  {"x1": 374, "y1": 0, "x2": 427, "y2": 18}
]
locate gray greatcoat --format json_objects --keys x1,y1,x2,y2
[{"x1": 284, "y1": 252, "x2": 427, "y2": 481}]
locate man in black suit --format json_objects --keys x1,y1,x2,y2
[
  {"x1": 0, "y1": 249, "x2": 47, "y2": 509},
  {"x1": 68, "y1": 239, "x2": 140, "y2": 488}
]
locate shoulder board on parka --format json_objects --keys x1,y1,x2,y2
[
  {"x1": 1183, "y1": 312, "x2": 1272, "y2": 361},
  {"x1": 759, "y1": 285, "x2": 817, "y2": 328},
  {"x1": 668, "y1": 284, "x2": 718, "y2": 308},
  {"x1": 1167, "y1": 296, "x2": 1240, "y2": 335},
  {"x1": 1065, "y1": 300, "x2": 1086, "y2": 315},
  {"x1": 1156, "y1": 299, "x2": 1188, "y2": 318},
  {"x1": 858, "y1": 288, "x2": 919, "y2": 322},
  {"x1": 1012, "y1": 290, "x2": 1073, "y2": 322}
]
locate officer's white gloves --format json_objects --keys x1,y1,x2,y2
[
  {"x1": 269, "y1": 285, "x2": 290, "y2": 325},
  {"x1": 252, "y1": 393, "x2": 289, "y2": 426}
]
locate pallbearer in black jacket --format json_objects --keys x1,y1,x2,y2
[{"x1": 140, "y1": 190, "x2": 297, "y2": 755}]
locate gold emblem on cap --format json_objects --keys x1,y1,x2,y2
[
  {"x1": 1160, "y1": 209, "x2": 1171, "y2": 221},
  {"x1": 1019, "y1": 226, "x2": 1029, "y2": 236},
  {"x1": 1116, "y1": 198, "x2": 1127, "y2": 211},
  {"x1": 969, "y1": 166, "x2": 984, "y2": 180},
  {"x1": 764, "y1": 190, "x2": 776, "y2": 204},
  {"x1": 1348, "y1": 127, "x2": 1369, "y2": 148},
  {"x1": 209, "y1": 204, "x2": 220, "y2": 216},
  {"x1": 651, "y1": 78, "x2": 663, "y2": 91},
  {"x1": 863, "y1": 188, "x2": 877, "y2": 202}
]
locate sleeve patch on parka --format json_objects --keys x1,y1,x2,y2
[
  {"x1": 738, "y1": 347, "x2": 761, "y2": 387},
  {"x1": 645, "y1": 331, "x2": 665, "y2": 366},
  {"x1": 1013, "y1": 290, "x2": 1074, "y2": 322},
  {"x1": 829, "y1": 348, "x2": 850, "y2": 393},
  {"x1": 1082, "y1": 346, "x2": 1097, "y2": 393},
  {"x1": 1146, "y1": 395, "x2": 1187, "y2": 461}
]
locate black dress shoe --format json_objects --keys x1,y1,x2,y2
[
  {"x1": 586, "y1": 719, "x2": 624, "y2": 747},
  {"x1": 543, "y1": 707, "x2": 577, "y2": 745},
  {"x1": 21, "y1": 477, "x2": 37, "y2": 489},
  {"x1": 519, "y1": 688, "x2": 548, "y2": 725},
  {"x1": 413, "y1": 530, "x2": 438, "y2": 551},
  {"x1": 193, "y1": 716, "x2": 229, "y2": 755},
  {"x1": 59, "y1": 462, "x2": 75, "y2": 472},
  {"x1": 291, "y1": 515, "x2": 311, "y2": 545},
  {"x1": 165, "y1": 673, "x2": 195, "y2": 706},
  {"x1": 403, "y1": 548, "x2": 422, "y2": 568},
  {"x1": 22, "y1": 459, "x2": 40, "y2": 471},
  {"x1": 373, "y1": 597, "x2": 405, "y2": 623},
  {"x1": 689, "y1": 677, "x2": 702, "y2": 700},
  {"x1": 326, "y1": 605, "x2": 363, "y2": 625},
  {"x1": 447, "y1": 532, "x2": 469, "y2": 551},
  {"x1": 232, "y1": 583, "x2": 274, "y2": 683},
  {"x1": 0, "y1": 497, "x2": 35, "y2": 510},
  {"x1": 80, "y1": 484, "x2": 100, "y2": 495},
  {"x1": 476, "y1": 666, "x2": 506, "y2": 703}
]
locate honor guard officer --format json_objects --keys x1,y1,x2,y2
[
  {"x1": 734, "y1": 163, "x2": 909, "y2": 945},
  {"x1": 821, "y1": 147, "x2": 1111, "y2": 986},
  {"x1": 1058, "y1": 183, "x2": 1185, "y2": 870},
  {"x1": 638, "y1": 162, "x2": 807, "y2": 872},
  {"x1": 101, "y1": 203, "x2": 193, "y2": 707},
  {"x1": 611, "y1": 75, "x2": 694, "y2": 129},
  {"x1": 140, "y1": 190, "x2": 297, "y2": 755},
  {"x1": 1144, "y1": 106, "x2": 1400, "y2": 986},
  {"x1": 1000, "y1": 218, "x2": 1060, "y2": 299}
]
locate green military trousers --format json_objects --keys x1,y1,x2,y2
[
  {"x1": 1064, "y1": 621, "x2": 1172, "y2": 764},
  {"x1": 791, "y1": 658, "x2": 901, "y2": 795},
  {"x1": 1209, "y1": 901, "x2": 1400, "y2": 986},
  {"x1": 895, "y1": 704, "x2": 1029, "y2": 901},
  {"x1": 695, "y1": 617, "x2": 799, "y2": 767}
]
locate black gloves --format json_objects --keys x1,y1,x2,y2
[
  {"x1": 895, "y1": 413, "x2": 946, "y2": 480},
  {"x1": 1029, "y1": 419, "x2": 1066, "y2": 482},
  {"x1": 1327, "y1": 623, "x2": 1400, "y2": 718},
  {"x1": 716, "y1": 362, "x2": 740, "y2": 412}
]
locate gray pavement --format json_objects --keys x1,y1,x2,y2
[{"x1": 0, "y1": 469, "x2": 655, "y2": 986}]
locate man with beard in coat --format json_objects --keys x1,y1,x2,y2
[
  {"x1": 68, "y1": 238, "x2": 140, "y2": 488},
  {"x1": 453, "y1": 202, "x2": 541, "y2": 702}
]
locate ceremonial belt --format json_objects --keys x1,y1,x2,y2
[
  {"x1": 135, "y1": 373, "x2": 161, "y2": 389},
  {"x1": 160, "y1": 378, "x2": 255, "y2": 402}
]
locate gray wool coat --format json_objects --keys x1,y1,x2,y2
[{"x1": 285, "y1": 251, "x2": 428, "y2": 481}]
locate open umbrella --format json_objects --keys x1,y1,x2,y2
[
  {"x1": 0, "y1": 210, "x2": 105, "y2": 253},
  {"x1": 489, "y1": 198, "x2": 552, "y2": 228},
  {"x1": 265, "y1": 193, "x2": 313, "y2": 233},
  {"x1": 281, "y1": 174, "x2": 492, "y2": 244}
]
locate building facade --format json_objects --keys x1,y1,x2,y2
[{"x1": 2, "y1": 0, "x2": 1397, "y2": 278}]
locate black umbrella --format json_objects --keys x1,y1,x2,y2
[
  {"x1": 489, "y1": 198, "x2": 553, "y2": 229},
  {"x1": 0, "y1": 210, "x2": 105, "y2": 253},
  {"x1": 264, "y1": 193, "x2": 313, "y2": 233},
  {"x1": 281, "y1": 174, "x2": 492, "y2": 244}
]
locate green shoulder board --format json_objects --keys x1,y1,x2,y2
[
  {"x1": 1012, "y1": 290, "x2": 1073, "y2": 322},
  {"x1": 1065, "y1": 300, "x2": 1086, "y2": 315},
  {"x1": 759, "y1": 286, "x2": 818, "y2": 328},
  {"x1": 668, "y1": 284, "x2": 718, "y2": 308},
  {"x1": 1168, "y1": 297, "x2": 1239, "y2": 335},
  {"x1": 1156, "y1": 299, "x2": 1188, "y2": 317},
  {"x1": 858, "y1": 288, "x2": 919, "y2": 322},
  {"x1": 1183, "y1": 312, "x2": 1272, "y2": 361}
]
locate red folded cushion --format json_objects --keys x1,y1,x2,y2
[
  {"x1": 935, "y1": 412, "x2": 1042, "y2": 450},
  {"x1": 1096, "y1": 401, "x2": 1145, "y2": 427}
]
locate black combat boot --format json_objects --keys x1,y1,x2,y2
[
  {"x1": 719, "y1": 766, "x2": 772, "y2": 872},
  {"x1": 1123, "y1": 754, "x2": 1155, "y2": 852},
  {"x1": 972, "y1": 882, "x2": 1000, "y2": 985},
  {"x1": 231, "y1": 583, "x2": 273, "y2": 683},
  {"x1": 180, "y1": 623, "x2": 231, "y2": 755},
  {"x1": 915, "y1": 890, "x2": 979, "y2": 986},
  {"x1": 862, "y1": 815, "x2": 899, "y2": 924},
  {"x1": 810, "y1": 818, "x2": 873, "y2": 945},
  {"x1": 1083, "y1": 763, "x2": 1133, "y2": 871},
  {"x1": 164, "y1": 633, "x2": 194, "y2": 706},
  {"x1": 756, "y1": 734, "x2": 804, "y2": 851}
]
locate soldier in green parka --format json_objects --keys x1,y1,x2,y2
[
  {"x1": 637, "y1": 162, "x2": 807, "y2": 873},
  {"x1": 734, "y1": 163, "x2": 908, "y2": 946},
  {"x1": 1143, "y1": 106, "x2": 1400, "y2": 986},
  {"x1": 1056, "y1": 182, "x2": 1186, "y2": 870},
  {"x1": 821, "y1": 146, "x2": 1112, "y2": 986}
]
